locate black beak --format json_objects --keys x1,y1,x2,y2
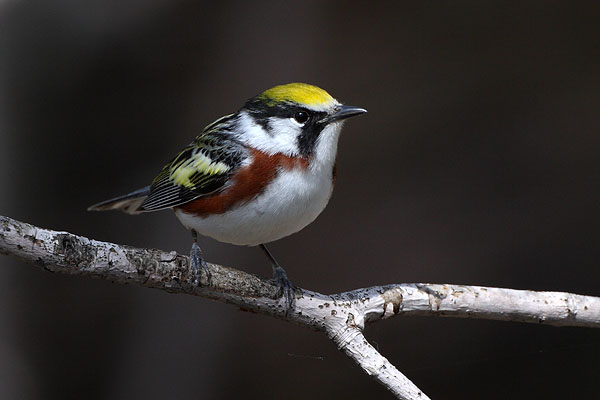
[{"x1": 324, "y1": 105, "x2": 367, "y2": 123}]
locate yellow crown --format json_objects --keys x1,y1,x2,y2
[{"x1": 260, "y1": 83, "x2": 334, "y2": 107}]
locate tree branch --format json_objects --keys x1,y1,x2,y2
[{"x1": 1, "y1": 215, "x2": 599, "y2": 399}]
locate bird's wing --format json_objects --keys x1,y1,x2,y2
[{"x1": 140, "y1": 115, "x2": 247, "y2": 211}]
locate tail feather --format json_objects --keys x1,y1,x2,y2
[{"x1": 87, "y1": 186, "x2": 151, "y2": 215}]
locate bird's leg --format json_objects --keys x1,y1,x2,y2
[
  {"x1": 259, "y1": 244, "x2": 295, "y2": 313},
  {"x1": 190, "y1": 229, "x2": 210, "y2": 285}
]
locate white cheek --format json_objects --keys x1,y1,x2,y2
[
  {"x1": 237, "y1": 112, "x2": 299, "y2": 156},
  {"x1": 266, "y1": 117, "x2": 302, "y2": 154}
]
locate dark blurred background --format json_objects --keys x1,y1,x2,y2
[{"x1": 1, "y1": 1, "x2": 599, "y2": 399}]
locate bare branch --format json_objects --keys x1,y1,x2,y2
[
  {"x1": 2, "y1": 215, "x2": 599, "y2": 399},
  {"x1": 357, "y1": 284, "x2": 600, "y2": 328}
]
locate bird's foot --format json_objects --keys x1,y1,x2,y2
[
  {"x1": 190, "y1": 242, "x2": 211, "y2": 285},
  {"x1": 273, "y1": 265, "x2": 295, "y2": 314}
]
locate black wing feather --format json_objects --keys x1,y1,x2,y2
[{"x1": 139, "y1": 115, "x2": 247, "y2": 211}]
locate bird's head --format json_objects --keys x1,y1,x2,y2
[{"x1": 237, "y1": 83, "x2": 366, "y2": 160}]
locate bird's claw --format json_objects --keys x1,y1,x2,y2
[
  {"x1": 190, "y1": 242, "x2": 211, "y2": 285},
  {"x1": 273, "y1": 265, "x2": 295, "y2": 314}
]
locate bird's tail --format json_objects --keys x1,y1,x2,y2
[{"x1": 87, "y1": 186, "x2": 151, "y2": 215}]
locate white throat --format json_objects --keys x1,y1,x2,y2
[{"x1": 308, "y1": 121, "x2": 343, "y2": 174}]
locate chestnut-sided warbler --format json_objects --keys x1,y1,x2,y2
[{"x1": 89, "y1": 83, "x2": 366, "y2": 310}]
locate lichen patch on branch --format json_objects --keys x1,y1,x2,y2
[{"x1": 382, "y1": 287, "x2": 403, "y2": 318}]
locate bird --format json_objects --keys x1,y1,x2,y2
[{"x1": 88, "y1": 83, "x2": 366, "y2": 311}]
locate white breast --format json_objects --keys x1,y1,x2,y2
[
  {"x1": 174, "y1": 121, "x2": 344, "y2": 246},
  {"x1": 176, "y1": 166, "x2": 333, "y2": 245}
]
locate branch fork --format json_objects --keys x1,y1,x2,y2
[{"x1": 1, "y1": 215, "x2": 599, "y2": 400}]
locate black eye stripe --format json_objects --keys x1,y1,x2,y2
[{"x1": 243, "y1": 97, "x2": 330, "y2": 156}]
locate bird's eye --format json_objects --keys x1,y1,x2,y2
[{"x1": 293, "y1": 111, "x2": 309, "y2": 124}]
